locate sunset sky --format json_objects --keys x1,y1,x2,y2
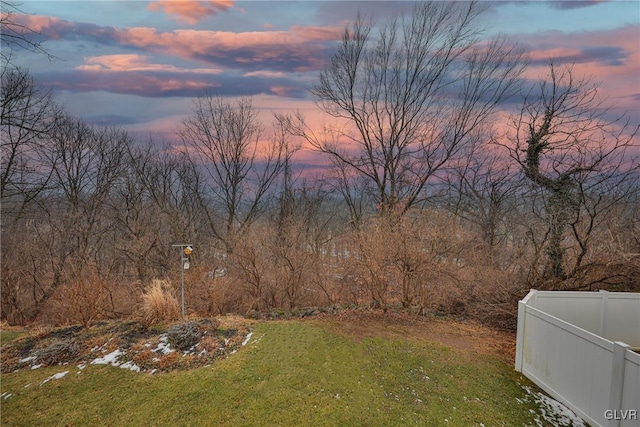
[{"x1": 4, "y1": 0, "x2": 640, "y2": 166}]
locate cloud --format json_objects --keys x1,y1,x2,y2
[
  {"x1": 82, "y1": 114, "x2": 142, "y2": 127},
  {"x1": 11, "y1": 13, "x2": 342, "y2": 73},
  {"x1": 111, "y1": 27, "x2": 342, "y2": 72},
  {"x1": 518, "y1": 24, "x2": 640, "y2": 126},
  {"x1": 548, "y1": 1, "x2": 610, "y2": 10},
  {"x1": 518, "y1": 24, "x2": 639, "y2": 81},
  {"x1": 268, "y1": 85, "x2": 306, "y2": 98},
  {"x1": 76, "y1": 54, "x2": 221, "y2": 74},
  {"x1": 36, "y1": 68, "x2": 310, "y2": 99},
  {"x1": 147, "y1": 0, "x2": 234, "y2": 25},
  {"x1": 43, "y1": 70, "x2": 214, "y2": 97},
  {"x1": 525, "y1": 44, "x2": 627, "y2": 67}
]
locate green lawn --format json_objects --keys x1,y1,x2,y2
[
  {"x1": 0, "y1": 329, "x2": 24, "y2": 343},
  {"x1": 1, "y1": 320, "x2": 544, "y2": 426}
]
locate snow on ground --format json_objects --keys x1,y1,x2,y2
[
  {"x1": 242, "y1": 332, "x2": 253, "y2": 346},
  {"x1": 522, "y1": 385, "x2": 587, "y2": 427},
  {"x1": 90, "y1": 349, "x2": 123, "y2": 366},
  {"x1": 90, "y1": 348, "x2": 141, "y2": 372},
  {"x1": 40, "y1": 371, "x2": 69, "y2": 386},
  {"x1": 153, "y1": 334, "x2": 174, "y2": 355}
]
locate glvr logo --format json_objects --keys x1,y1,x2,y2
[{"x1": 604, "y1": 409, "x2": 638, "y2": 420}]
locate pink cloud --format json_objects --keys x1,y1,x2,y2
[
  {"x1": 9, "y1": 14, "x2": 73, "y2": 38},
  {"x1": 520, "y1": 25, "x2": 640, "y2": 105},
  {"x1": 147, "y1": 0, "x2": 234, "y2": 25},
  {"x1": 9, "y1": 13, "x2": 342, "y2": 72},
  {"x1": 112, "y1": 26, "x2": 342, "y2": 72},
  {"x1": 46, "y1": 70, "x2": 216, "y2": 96},
  {"x1": 291, "y1": 25, "x2": 345, "y2": 41},
  {"x1": 77, "y1": 54, "x2": 221, "y2": 74},
  {"x1": 269, "y1": 85, "x2": 300, "y2": 98}
]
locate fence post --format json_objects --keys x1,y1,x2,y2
[
  {"x1": 608, "y1": 341, "x2": 630, "y2": 427},
  {"x1": 516, "y1": 301, "x2": 527, "y2": 372},
  {"x1": 599, "y1": 290, "x2": 609, "y2": 338}
]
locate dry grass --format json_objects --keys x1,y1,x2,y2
[{"x1": 140, "y1": 279, "x2": 180, "y2": 326}]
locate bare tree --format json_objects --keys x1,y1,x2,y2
[
  {"x1": 1, "y1": 67, "x2": 61, "y2": 323},
  {"x1": 500, "y1": 63, "x2": 639, "y2": 282},
  {"x1": 1, "y1": 67, "x2": 61, "y2": 205},
  {"x1": 1, "y1": 0, "x2": 55, "y2": 66},
  {"x1": 130, "y1": 141, "x2": 202, "y2": 245},
  {"x1": 180, "y1": 95, "x2": 289, "y2": 251},
  {"x1": 290, "y1": 1, "x2": 525, "y2": 219},
  {"x1": 36, "y1": 117, "x2": 129, "y2": 296},
  {"x1": 447, "y1": 145, "x2": 523, "y2": 261}
]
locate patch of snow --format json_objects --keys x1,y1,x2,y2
[
  {"x1": 19, "y1": 356, "x2": 36, "y2": 363},
  {"x1": 153, "y1": 334, "x2": 174, "y2": 355},
  {"x1": 31, "y1": 363, "x2": 43, "y2": 370},
  {"x1": 120, "y1": 361, "x2": 141, "y2": 372},
  {"x1": 1, "y1": 392, "x2": 13, "y2": 400},
  {"x1": 91, "y1": 338, "x2": 113, "y2": 353},
  {"x1": 89, "y1": 349, "x2": 140, "y2": 372},
  {"x1": 77, "y1": 364, "x2": 86, "y2": 370},
  {"x1": 24, "y1": 383, "x2": 32, "y2": 388},
  {"x1": 523, "y1": 386, "x2": 587, "y2": 427},
  {"x1": 40, "y1": 370, "x2": 69, "y2": 386},
  {"x1": 242, "y1": 332, "x2": 253, "y2": 346},
  {"x1": 91, "y1": 349, "x2": 122, "y2": 366}
]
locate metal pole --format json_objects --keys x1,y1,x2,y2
[
  {"x1": 172, "y1": 244, "x2": 192, "y2": 320},
  {"x1": 181, "y1": 254, "x2": 185, "y2": 319}
]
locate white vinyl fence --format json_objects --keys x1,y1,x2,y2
[{"x1": 515, "y1": 290, "x2": 640, "y2": 427}]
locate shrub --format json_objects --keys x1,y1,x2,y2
[
  {"x1": 43, "y1": 267, "x2": 111, "y2": 328},
  {"x1": 167, "y1": 321, "x2": 203, "y2": 351},
  {"x1": 36, "y1": 339, "x2": 78, "y2": 365}
]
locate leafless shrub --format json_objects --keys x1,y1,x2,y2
[
  {"x1": 43, "y1": 267, "x2": 111, "y2": 328},
  {"x1": 35, "y1": 339, "x2": 78, "y2": 365},
  {"x1": 167, "y1": 321, "x2": 203, "y2": 351},
  {"x1": 184, "y1": 264, "x2": 244, "y2": 317},
  {"x1": 343, "y1": 210, "x2": 472, "y2": 312}
]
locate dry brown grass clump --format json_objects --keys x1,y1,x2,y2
[{"x1": 141, "y1": 279, "x2": 180, "y2": 326}]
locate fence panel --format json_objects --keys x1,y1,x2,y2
[
  {"x1": 520, "y1": 305, "x2": 612, "y2": 426},
  {"x1": 621, "y1": 352, "x2": 640, "y2": 427},
  {"x1": 516, "y1": 290, "x2": 640, "y2": 427},
  {"x1": 603, "y1": 293, "x2": 640, "y2": 345}
]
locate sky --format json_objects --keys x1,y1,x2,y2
[{"x1": 3, "y1": 0, "x2": 640, "y2": 170}]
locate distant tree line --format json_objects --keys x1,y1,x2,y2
[{"x1": 2, "y1": 1, "x2": 638, "y2": 327}]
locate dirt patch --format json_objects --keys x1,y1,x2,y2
[{"x1": 314, "y1": 310, "x2": 516, "y2": 363}]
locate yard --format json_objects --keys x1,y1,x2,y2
[{"x1": 0, "y1": 311, "x2": 585, "y2": 426}]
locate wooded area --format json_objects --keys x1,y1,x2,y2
[{"x1": 2, "y1": 1, "x2": 638, "y2": 328}]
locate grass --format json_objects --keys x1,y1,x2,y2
[
  {"x1": 0, "y1": 329, "x2": 24, "y2": 343},
  {"x1": 1, "y1": 319, "x2": 542, "y2": 426}
]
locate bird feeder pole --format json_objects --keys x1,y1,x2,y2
[{"x1": 172, "y1": 244, "x2": 193, "y2": 319}]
